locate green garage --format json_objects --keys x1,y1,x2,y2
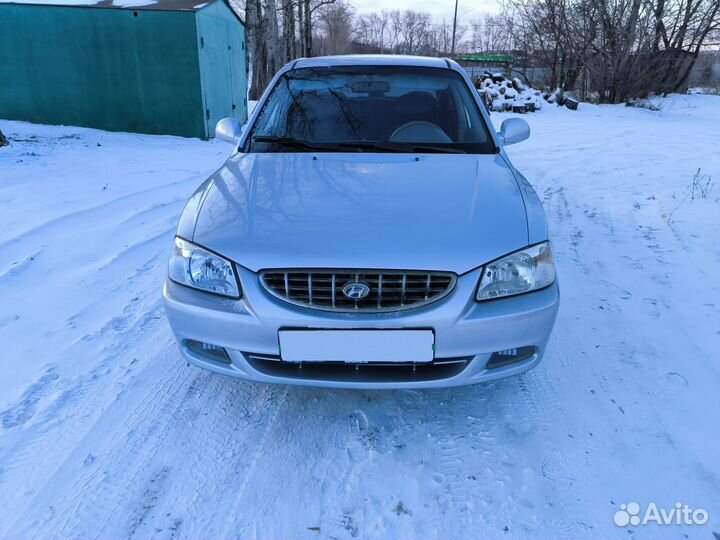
[{"x1": 0, "y1": 0, "x2": 247, "y2": 139}]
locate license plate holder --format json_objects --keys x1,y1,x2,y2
[{"x1": 278, "y1": 329, "x2": 435, "y2": 364}]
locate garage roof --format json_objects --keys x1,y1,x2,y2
[{"x1": 0, "y1": 0, "x2": 217, "y2": 11}]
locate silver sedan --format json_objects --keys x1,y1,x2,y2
[{"x1": 163, "y1": 55, "x2": 559, "y2": 388}]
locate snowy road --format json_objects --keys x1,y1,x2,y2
[{"x1": 1, "y1": 95, "x2": 719, "y2": 539}]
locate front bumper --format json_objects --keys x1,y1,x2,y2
[{"x1": 163, "y1": 266, "x2": 559, "y2": 389}]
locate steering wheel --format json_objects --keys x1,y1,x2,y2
[{"x1": 389, "y1": 121, "x2": 452, "y2": 144}]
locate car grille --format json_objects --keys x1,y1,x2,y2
[
  {"x1": 244, "y1": 353, "x2": 471, "y2": 383},
  {"x1": 260, "y1": 270, "x2": 457, "y2": 312}
]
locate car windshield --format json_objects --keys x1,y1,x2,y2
[{"x1": 246, "y1": 66, "x2": 495, "y2": 154}]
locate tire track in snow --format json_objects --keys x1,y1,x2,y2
[
  {"x1": 421, "y1": 390, "x2": 484, "y2": 522},
  {"x1": 142, "y1": 381, "x2": 283, "y2": 540},
  {"x1": 0, "y1": 306, "x2": 170, "y2": 535},
  {"x1": 119, "y1": 377, "x2": 281, "y2": 540},
  {"x1": 5, "y1": 353, "x2": 193, "y2": 538},
  {"x1": 218, "y1": 386, "x2": 290, "y2": 539},
  {"x1": 513, "y1": 367, "x2": 602, "y2": 538},
  {"x1": 0, "y1": 174, "x2": 202, "y2": 253},
  {"x1": 60, "y1": 236, "x2": 172, "y2": 338},
  {"x1": 536, "y1": 165, "x2": 720, "y2": 537},
  {"x1": 0, "y1": 126, "x2": 235, "y2": 538},
  {"x1": 510, "y1": 163, "x2": 632, "y2": 538},
  {"x1": 0, "y1": 187, "x2": 181, "y2": 527},
  {"x1": 0, "y1": 368, "x2": 59, "y2": 430}
]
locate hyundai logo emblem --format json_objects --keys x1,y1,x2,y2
[{"x1": 342, "y1": 281, "x2": 371, "y2": 300}]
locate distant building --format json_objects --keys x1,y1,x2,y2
[
  {"x1": 0, "y1": 0, "x2": 247, "y2": 139},
  {"x1": 454, "y1": 54, "x2": 516, "y2": 80},
  {"x1": 689, "y1": 51, "x2": 720, "y2": 88}
]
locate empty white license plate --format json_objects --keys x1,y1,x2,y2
[{"x1": 278, "y1": 329, "x2": 434, "y2": 363}]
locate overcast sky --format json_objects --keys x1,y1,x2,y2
[{"x1": 351, "y1": 0, "x2": 502, "y2": 21}]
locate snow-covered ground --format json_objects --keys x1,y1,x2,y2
[{"x1": 1, "y1": 95, "x2": 719, "y2": 539}]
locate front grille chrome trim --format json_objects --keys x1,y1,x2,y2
[{"x1": 260, "y1": 269, "x2": 457, "y2": 313}]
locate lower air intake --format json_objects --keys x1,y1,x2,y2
[{"x1": 244, "y1": 353, "x2": 471, "y2": 383}]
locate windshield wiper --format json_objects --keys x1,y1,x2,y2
[
  {"x1": 252, "y1": 136, "x2": 467, "y2": 154},
  {"x1": 408, "y1": 144, "x2": 466, "y2": 154},
  {"x1": 252, "y1": 136, "x2": 344, "y2": 152},
  {"x1": 335, "y1": 141, "x2": 467, "y2": 154}
]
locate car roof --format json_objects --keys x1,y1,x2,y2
[{"x1": 292, "y1": 55, "x2": 451, "y2": 70}]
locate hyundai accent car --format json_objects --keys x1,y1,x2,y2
[{"x1": 163, "y1": 55, "x2": 559, "y2": 388}]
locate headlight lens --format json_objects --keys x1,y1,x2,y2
[
  {"x1": 476, "y1": 242, "x2": 555, "y2": 301},
  {"x1": 168, "y1": 237, "x2": 241, "y2": 298}
]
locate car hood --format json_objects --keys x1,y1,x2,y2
[{"x1": 192, "y1": 152, "x2": 528, "y2": 275}]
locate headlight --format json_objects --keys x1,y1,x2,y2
[
  {"x1": 476, "y1": 242, "x2": 555, "y2": 301},
  {"x1": 168, "y1": 237, "x2": 241, "y2": 298}
]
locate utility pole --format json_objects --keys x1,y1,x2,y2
[{"x1": 450, "y1": 0, "x2": 459, "y2": 56}]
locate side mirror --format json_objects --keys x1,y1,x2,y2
[
  {"x1": 497, "y1": 118, "x2": 530, "y2": 146},
  {"x1": 215, "y1": 117, "x2": 245, "y2": 143}
]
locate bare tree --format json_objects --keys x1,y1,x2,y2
[
  {"x1": 504, "y1": 0, "x2": 720, "y2": 102},
  {"x1": 239, "y1": 0, "x2": 340, "y2": 98},
  {"x1": 318, "y1": 0, "x2": 354, "y2": 55},
  {"x1": 298, "y1": 0, "x2": 337, "y2": 57},
  {"x1": 266, "y1": 0, "x2": 282, "y2": 76},
  {"x1": 470, "y1": 14, "x2": 512, "y2": 53},
  {"x1": 244, "y1": 0, "x2": 269, "y2": 99},
  {"x1": 656, "y1": 0, "x2": 720, "y2": 92},
  {"x1": 355, "y1": 11, "x2": 390, "y2": 53},
  {"x1": 302, "y1": 0, "x2": 312, "y2": 56},
  {"x1": 236, "y1": 0, "x2": 718, "y2": 102},
  {"x1": 353, "y1": 8, "x2": 473, "y2": 55},
  {"x1": 390, "y1": 10, "x2": 432, "y2": 55},
  {"x1": 282, "y1": 0, "x2": 297, "y2": 62}
]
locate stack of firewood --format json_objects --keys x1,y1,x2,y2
[{"x1": 475, "y1": 72, "x2": 545, "y2": 113}]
